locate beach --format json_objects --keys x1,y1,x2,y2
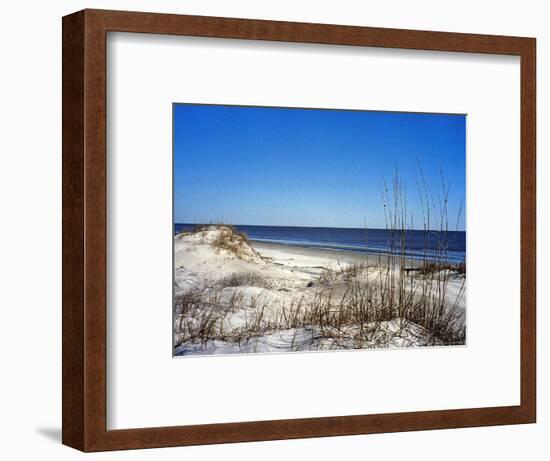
[
  {"x1": 173, "y1": 225, "x2": 466, "y2": 356},
  {"x1": 253, "y1": 240, "x2": 428, "y2": 270}
]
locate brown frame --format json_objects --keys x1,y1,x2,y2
[{"x1": 62, "y1": 8, "x2": 536, "y2": 452}]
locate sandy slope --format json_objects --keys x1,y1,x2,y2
[{"x1": 173, "y1": 226, "x2": 466, "y2": 356}]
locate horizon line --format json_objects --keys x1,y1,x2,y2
[{"x1": 174, "y1": 222, "x2": 466, "y2": 233}]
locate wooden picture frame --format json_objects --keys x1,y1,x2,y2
[{"x1": 62, "y1": 9, "x2": 536, "y2": 452}]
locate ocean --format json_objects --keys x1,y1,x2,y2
[{"x1": 174, "y1": 224, "x2": 466, "y2": 264}]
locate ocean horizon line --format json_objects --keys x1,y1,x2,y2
[{"x1": 174, "y1": 222, "x2": 466, "y2": 233}]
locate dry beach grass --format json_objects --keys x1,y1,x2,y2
[
  {"x1": 173, "y1": 227, "x2": 466, "y2": 354},
  {"x1": 173, "y1": 171, "x2": 466, "y2": 355}
]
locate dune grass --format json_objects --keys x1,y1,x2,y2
[{"x1": 174, "y1": 167, "x2": 466, "y2": 353}]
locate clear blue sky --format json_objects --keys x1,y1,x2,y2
[{"x1": 174, "y1": 104, "x2": 466, "y2": 230}]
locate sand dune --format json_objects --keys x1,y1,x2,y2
[{"x1": 174, "y1": 225, "x2": 466, "y2": 356}]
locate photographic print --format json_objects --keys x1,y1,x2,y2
[{"x1": 173, "y1": 104, "x2": 466, "y2": 357}]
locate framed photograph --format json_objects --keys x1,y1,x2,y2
[
  {"x1": 172, "y1": 103, "x2": 468, "y2": 356},
  {"x1": 62, "y1": 9, "x2": 536, "y2": 451}
]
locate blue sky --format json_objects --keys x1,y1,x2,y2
[{"x1": 173, "y1": 104, "x2": 466, "y2": 230}]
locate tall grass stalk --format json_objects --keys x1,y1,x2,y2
[{"x1": 174, "y1": 168, "x2": 465, "y2": 353}]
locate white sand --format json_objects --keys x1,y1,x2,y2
[{"x1": 174, "y1": 226, "x2": 466, "y2": 356}]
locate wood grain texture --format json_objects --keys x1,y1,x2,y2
[
  {"x1": 62, "y1": 10, "x2": 85, "y2": 451},
  {"x1": 520, "y1": 38, "x2": 537, "y2": 421},
  {"x1": 62, "y1": 9, "x2": 537, "y2": 452}
]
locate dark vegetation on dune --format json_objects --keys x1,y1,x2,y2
[{"x1": 174, "y1": 167, "x2": 466, "y2": 353}]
